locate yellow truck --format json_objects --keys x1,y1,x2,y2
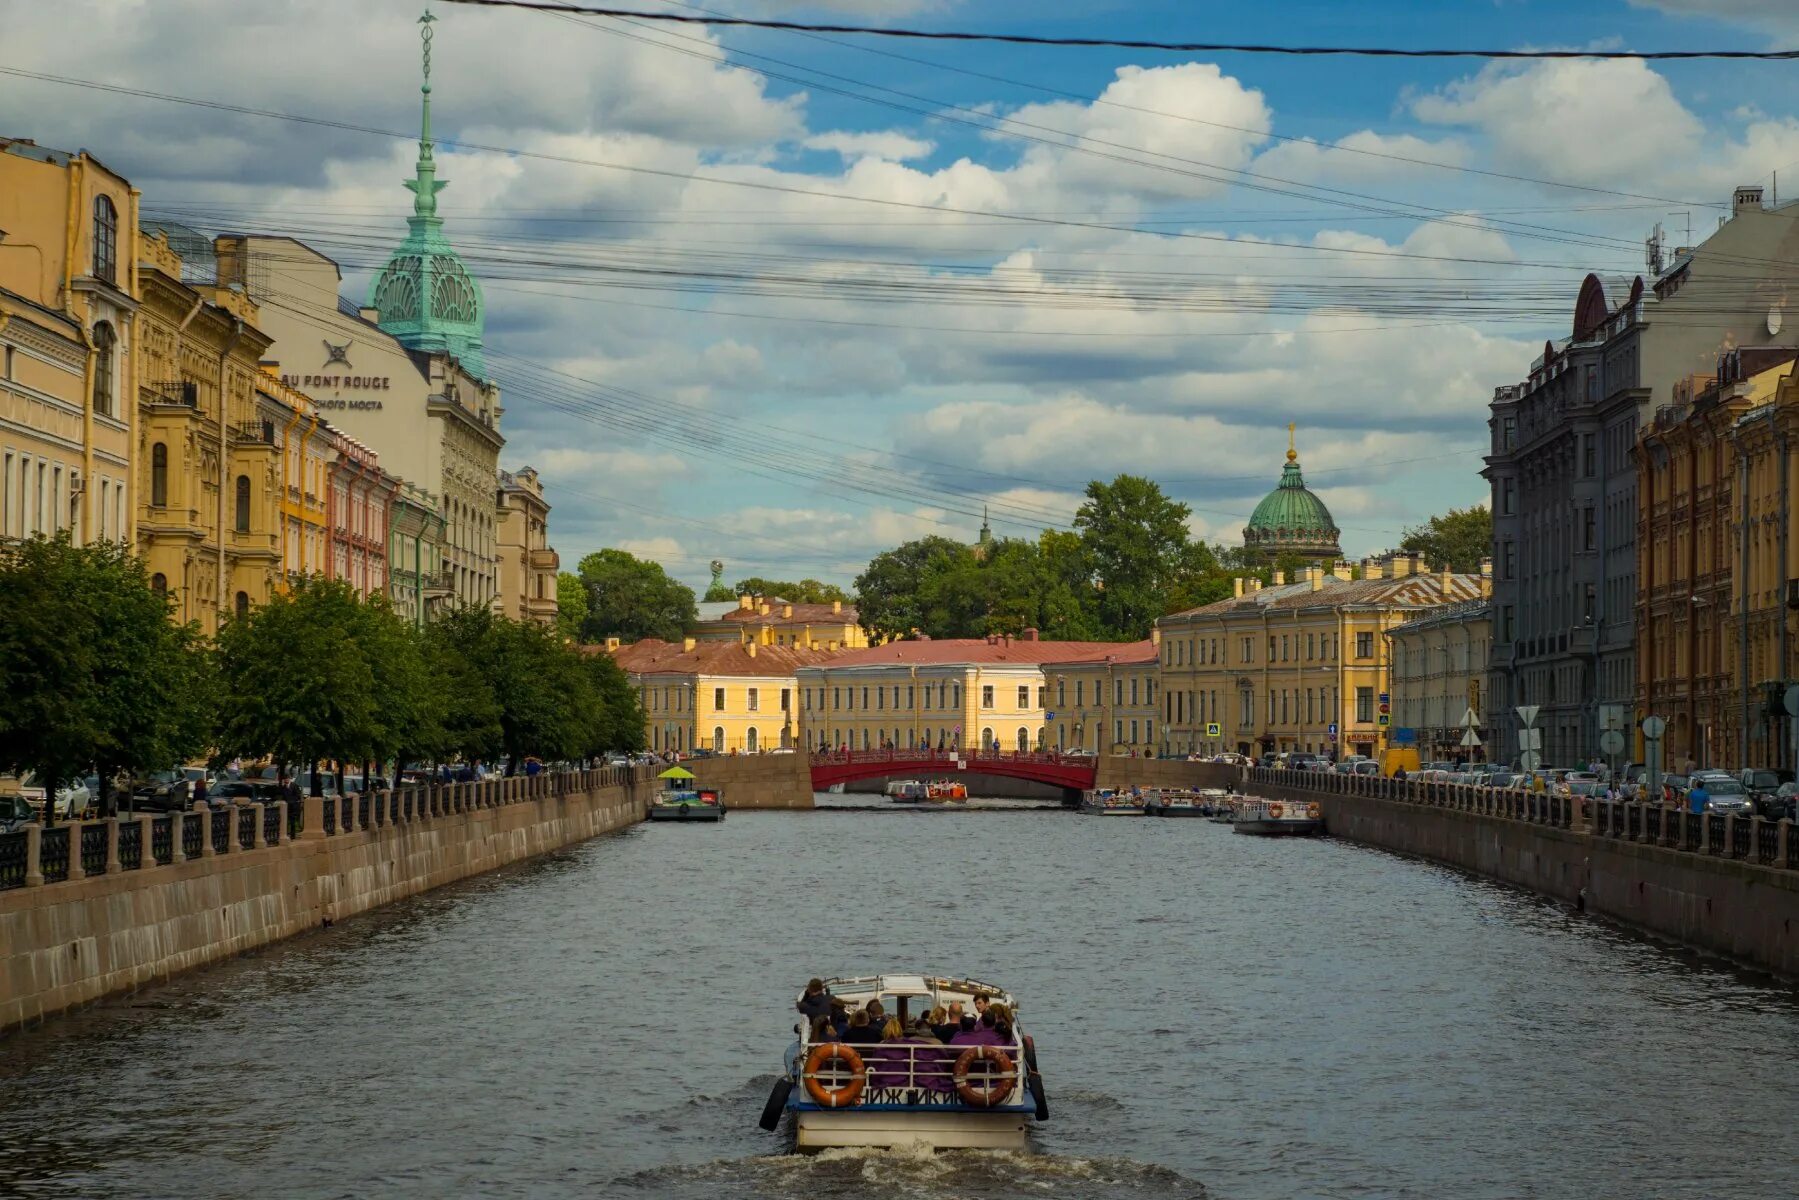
[{"x1": 1380, "y1": 747, "x2": 1421, "y2": 777}]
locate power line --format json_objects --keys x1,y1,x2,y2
[{"x1": 434, "y1": 0, "x2": 1799, "y2": 60}]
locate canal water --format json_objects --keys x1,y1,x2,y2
[{"x1": 3, "y1": 795, "x2": 1796, "y2": 1200}]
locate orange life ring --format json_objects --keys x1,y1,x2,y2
[
  {"x1": 1268, "y1": 802, "x2": 1284, "y2": 818},
  {"x1": 803, "y1": 1043, "x2": 867, "y2": 1108},
  {"x1": 953, "y1": 1046, "x2": 1017, "y2": 1107},
  {"x1": 1308, "y1": 803, "x2": 1321, "y2": 818}
]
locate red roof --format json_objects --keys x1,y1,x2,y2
[
  {"x1": 1039, "y1": 638, "x2": 1157, "y2": 667},
  {"x1": 803, "y1": 637, "x2": 1142, "y2": 669},
  {"x1": 600, "y1": 638, "x2": 837, "y2": 678}
]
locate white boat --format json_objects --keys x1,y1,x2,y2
[
  {"x1": 1078, "y1": 788, "x2": 1146, "y2": 815},
  {"x1": 1232, "y1": 797, "x2": 1323, "y2": 836},
  {"x1": 760, "y1": 972, "x2": 1048, "y2": 1151},
  {"x1": 885, "y1": 779, "x2": 927, "y2": 802}
]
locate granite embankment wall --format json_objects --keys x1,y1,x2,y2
[
  {"x1": 686, "y1": 753, "x2": 813, "y2": 808},
  {"x1": 1096, "y1": 757, "x2": 1237, "y2": 792},
  {"x1": 1, "y1": 768, "x2": 653, "y2": 1034},
  {"x1": 1250, "y1": 769, "x2": 1799, "y2": 979}
]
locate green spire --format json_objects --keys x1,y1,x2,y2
[{"x1": 369, "y1": 3, "x2": 487, "y2": 377}]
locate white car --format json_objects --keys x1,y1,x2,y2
[{"x1": 14, "y1": 773, "x2": 91, "y2": 817}]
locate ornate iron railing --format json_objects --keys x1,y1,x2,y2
[
  {"x1": 264, "y1": 805, "x2": 281, "y2": 846},
  {"x1": 210, "y1": 809, "x2": 230, "y2": 854},
  {"x1": 151, "y1": 815, "x2": 173, "y2": 864},
  {"x1": 119, "y1": 820, "x2": 143, "y2": 870},
  {"x1": 0, "y1": 830, "x2": 28, "y2": 889},
  {"x1": 181, "y1": 813, "x2": 203, "y2": 859},
  {"x1": 237, "y1": 809, "x2": 255, "y2": 851},
  {"x1": 322, "y1": 799, "x2": 337, "y2": 836},
  {"x1": 39, "y1": 826, "x2": 70, "y2": 883},
  {"x1": 80, "y1": 823, "x2": 109, "y2": 875}
]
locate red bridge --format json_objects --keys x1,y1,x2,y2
[{"x1": 808, "y1": 749, "x2": 1098, "y2": 793}]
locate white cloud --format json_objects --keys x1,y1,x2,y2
[
  {"x1": 804, "y1": 130, "x2": 935, "y2": 161},
  {"x1": 1253, "y1": 130, "x2": 1472, "y2": 186}
]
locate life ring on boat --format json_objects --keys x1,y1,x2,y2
[
  {"x1": 1308, "y1": 803, "x2": 1321, "y2": 819},
  {"x1": 803, "y1": 1043, "x2": 867, "y2": 1108},
  {"x1": 1268, "y1": 803, "x2": 1284, "y2": 818},
  {"x1": 953, "y1": 1046, "x2": 1016, "y2": 1107}
]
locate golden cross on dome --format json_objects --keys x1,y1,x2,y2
[{"x1": 1287, "y1": 422, "x2": 1297, "y2": 463}]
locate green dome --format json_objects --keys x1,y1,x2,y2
[{"x1": 1243, "y1": 443, "x2": 1341, "y2": 560}]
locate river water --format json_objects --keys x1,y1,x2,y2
[{"x1": 3, "y1": 794, "x2": 1796, "y2": 1200}]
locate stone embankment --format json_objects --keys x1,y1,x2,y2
[
  {"x1": 1249, "y1": 767, "x2": 1799, "y2": 979},
  {"x1": 1096, "y1": 757, "x2": 1237, "y2": 792}
]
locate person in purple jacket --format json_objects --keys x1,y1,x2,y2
[{"x1": 951, "y1": 1011, "x2": 1007, "y2": 1047}]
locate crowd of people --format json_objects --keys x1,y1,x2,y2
[{"x1": 794, "y1": 979, "x2": 1019, "y2": 1096}]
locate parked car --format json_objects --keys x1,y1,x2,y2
[
  {"x1": 1759, "y1": 782, "x2": 1799, "y2": 821},
  {"x1": 1, "y1": 795, "x2": 39, "y2": 832},
  {"x1": 1738, "y1": 767, "x2": 1790, "y2": 799},
  {"x1": 1352, "y1": 760, "x2": 1381, "y2": 775},
  {"x1": 1698, "y1": 778, "x2": 1753, "y2": 816},
  {"x1": 17, "y1": 773, "x2": 92, "y2": 817},
  {"x1": 1285, "y1": 753, "x2": 1322, "y2": 771},
  {"x1": 209, "y1": 780, "x2": 287, "y2": 805}
]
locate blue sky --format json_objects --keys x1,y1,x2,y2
[{"x1": 8, "y1": 0, "x2": 1799, "y2": 590}]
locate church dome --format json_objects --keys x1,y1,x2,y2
[{"x1": 1242, "y1": 430, "x2": 1341, "y2": 561}]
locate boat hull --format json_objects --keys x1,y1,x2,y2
[
  {"x1": 794, "y1": 1109, "x2": 1029, "y2": 1151},
  {"x1": 647, "y1": 805, "x2": 724, "y2": 822},
  {"x1": 1232, "y1": 818, "x2": 1322, "y2": 836},
  {"x1": 1146, "y1": 805, "x2": 1206, "y2": 817}
]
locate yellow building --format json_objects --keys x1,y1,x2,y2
[
  {"x1": 1042, "y1": 639, "x2": 1160, "y2": 754},
  {"x1": 256, "y1": 370, "x2": 332, "y2": 587},
  {"x1": 1157, "y1": 558, "x2": 1487, "y2": 760},
  {"x1": 695, "y1": 594, "x2": 871, "y2": 649},
  {"x1": 607, "y1": 637, "x2": 833, "y2": 754},
  {"x1": 0, "y1": 137, "x2": 139, "y2": 546},
  {"x1": 496, "y1": 466, "x2": 558, "y2": 626},
  {"x1": 1385, "y1": 598, "x2": 1492, "y2": 763},
  {"x1": 794, "y1": 634, "x2": 1124, "y2": 753}
]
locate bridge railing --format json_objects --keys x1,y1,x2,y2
[
  {"x1": 810, "y1": 749, "x2": 1093, "y2": 768},
  {"x1": 1247, "y1": 766, "x2": 1794, "y2": 871}
]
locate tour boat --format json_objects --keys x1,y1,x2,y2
[
  {"x1": 885, "y1": 780, "x2": 927, "y2": 803},
  {"x1": 1231, "y1": 796, "x2": 1323, "y2": 836},
  {"x1": 1144, "y1": 788, "x2": 1215, "y2": 817},
  {"x1": 1078, "y1": 789, "x2": 1147, "y2": 815},
  {"x1": 925, "y1": 780, "x2": 967, "y2": 802},
  {"x1": 760, "y1": 973, "x2": 1048, "y2": 1151},
  {"x1": 646, "y1": 786, "x2": 725, "y2": 822}
]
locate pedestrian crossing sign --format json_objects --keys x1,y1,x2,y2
[
  {"x1": 1377, "y1": 714, "x2": 1390, "y2": 727},
  {"x1": 1205, "y1": 722, "x2": 1221, "y2": 737}
]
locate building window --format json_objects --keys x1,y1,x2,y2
[
  {"x1": 1115, "y1": 679, "x2": 1124, "y2": 705},
  {"x1": 1584, "y1": 434, "x2": 1596, "y2": 477},
  {"x1": 235, "y1": 591, "x2": 249, "y2": 619},
  {"x1": 747, "y1": 687, "x2": 759, "y2": 712},
  {"x1": 234, "y1": 475, "x2": 251, "y2": 533},
  {"x1": 982, "y1": 727, "x2": 995, "y2": 750},
  {"x1": 906, "y1": 685, "x2": 914, "y2": 709},
  {"x1": 833, "y1": 687, "x2": 840, "y2": 710},
  {"x1": 92, "y1": 195, "x2": 117, "y2": 284},
  {"x1": 876, "y1": 687, "x2": 884, "y2": 711},
  {"x1": 91, "y1": 322, "x2": 116, "y2": 417},
  {"x1": 1057, "y1": 681, "x2": 1066, "y2": 707},
  {"x1": 713, "y1": 727, "x2": 725, "y2": 753},
  {"x1": 746, "y1": 727, "x2": 758, "y2": 753},
  {"x1": 150, "y1": 572, "x2": 167, "y2": 596},
  {"x1": 1502, "y1": 540, "x2": 1516, "y2": 580},
  {"x1": 1017, "y1": 685, "x2": 1030, "y2": 708},
  {"x1": 1500, "y1": 476, "x2": 1515, "y2": 515},
  {"x1": 1075, "y1": 680, "x2": 1083, "y2": 706},
  {"x1": 861, "y1": 687, "x2": 869, "y2": 710},
  {"x1": 150, "y1": 443, "x2": 168, "y2": 507},
  {"x1": 982, "y1": 685, "x2": 994, "y2": 709},
  {"x1": 1501, "y1": 415, "x2": 1516, "y2": 450},
  {"x1": 1017, "y1": 727, "x2": 1029, "y2": 752},
  {"x1": 1355, "y1": 632, "x2": 1373, "y2": 659},
  {"x1": 713, "y1": 687, "x2": 725, "y2": 711},
  {"x1": 781, "y1": 688, "x2": 791, "y2": 712},
  {"x1": 953, "y1": 684, "x2": 961, "y2": 709},
  {"x1": 1114, "y1": 719, "x2": 1124, "y2": 744},
  {"x1": 1583, "y1": 507, "x2": 1596, "y2": 551},
  {"x1": 1356, "y1": 687, "x2": 1374, "y2": 723}
]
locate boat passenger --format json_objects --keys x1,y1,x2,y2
[
  {"x1": 929, "y1": 1005, "x2": 958, "y2": 1044},
  {"x1": 809, "y1": 1014, "x2": 840, "y2": 1044},
  {"x1": 864, "y1": 999, "x2": 886, "y2": 1028},
  {"x1": 952, "y1": 1010, "x2": 1008, "y2": 1047},
  {"x1": 869, "y1": 1017, "x2": 914, "y2": 1093},
  {"x1": 842, "y1": 1010, "x2": 881, "y2": 1045},
  {"x1": 797, "y1": 978, "x2": 832, "y2": 1022},
  {"x1": 828, "y1": 996, "x2": 851, "y2": 1038}
]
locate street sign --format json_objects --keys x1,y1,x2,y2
[
  {"x1": 1642, "y1": 715, "x2": 1667, "y2": 739},
  {"x1": 1460, "y1": 706, "x2": 1480, "y2": 729},
  {"x1": 1327, "y1": 722, "x2": 1338, "y2": 735},
  {"x1": 1521, "y1": 728, "x2": 1542, "y2": 751},
  {"x1": 1378, "y1": 693, "x2": 1389, "y2": 704},
  {"x1": 1205, "y1": 722, "x2": 1221, "y2": 737},
  {"x1": 1460, "y1": 728, "x2": 1482, "y2": 748},
  {"x1": 1045, "y1": 711, "x2": 1056, "y2": 720},
  {"x1": 1519, "y1": 750, "x2": 1542, "y2": 772},
  {"x1": 1394, "y1": 727, "x2": 1417, "y2": 745},
  {"x1": 1516, "y1": 704, "x2": 1540, "y2": 727},
  {"x1": 1600, "y1": 704, "x2": 1625, "y2": 731},
  {"x1": 1599, "y1": 730, "x2": 1625, "y2": 755},
  {"x1": 1377, "y1": 714, "x2": 1390, "y2": 727}
]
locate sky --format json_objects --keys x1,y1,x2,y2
[{"x1": 8, "y1": 0, "x2": 1799, "y2": 592}]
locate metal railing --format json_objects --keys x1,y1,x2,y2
[
  {"x1": 264, "y1": 805, "x2": 281, "y2": 846},
  {"x1": 80, "y1": 823, "x2": 109, "y2": 876},
  {"x1": 118, "y1": 820, "x2": 142, "y2": 870},
  {"x1": 794, "y1": 1036, "x2": 1028, "y2": 1109},
  {"x1": 0, "y1": 830, "x2": 27, "y2": 887},
  {"x1": 1247, "y1": 765, "x2": 1794, "y2": 870},
  {"x1": 181, "y1": 813, "x2": 203, "y2": 860},
  {"x1": 210, "y1": 809, "x2": 230, "y2": 854},
  {"x1": 151, "y1": 815, "x2": 173, "y2": 865},
  {"x1": 39, "y1": 827, "x2": 69, "y2": 884}
]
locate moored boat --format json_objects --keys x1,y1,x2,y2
[
  {"x1": 1078, "y1": 788, "x2": 1146, "y2": 815},
  {"x1": 1144, "y1": 788, "x2": 1213, "y2": 817},
  {"x1": 647, "y1": 786, "x2": 725, "y2": 821},
  {"x1": 1231, "y1": 796, "x2": 1322, "y2": 836},
  {"x1": 760, "y1": 973, "x2": 1048, "y2": 1151},
  {"x1": 886, "y1": 779, "x2": 927, "y2": 803}
]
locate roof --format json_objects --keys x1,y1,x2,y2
[
  {"x1": 704, "y1": 601, "x2": 860, "y2": 626},
  {"x1": 1384, "y1": 599, "x2": 1492, "y2": 638},
  {"x1": 1041, "y1": 638, "x2": 1157, "y2": 668},
  {"x1": 1165, "y1": 572, "x2": 1484, "y2": 620},
  {"x1": 603, "y1": 638, "x2": 837, "y2": 678},
  {"x1": 1243, "y1": 438, "x2": 1339, "y2": 552},
  {"x1": 801, "y1": 637, "x2": 1139, "y2": 670}
]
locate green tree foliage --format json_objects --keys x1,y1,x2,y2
[
  {"x1": 853, "y1": 536, "x2": 976, "y2": 640},
  {"x1": 575, "y1": 549, "x2": 697, "y2": 643},
  {"x1": 555, "y1": 571, "x2": 589, "y2": 641},
  {"x1": 0, "y1": 535, "x2": 210, "y2": 821},
  {"x1": 1400, "y1": 505, "x2": 1492, "y2": 573},
  {"x1": 1075, "y1": 475, "x2": 1217, "y2": 639},
  {"x1": 582, "y1": 648, "x2": 647, "y2": 756},
  {"x1": 729, "y1": 577, "x2": 852, "y2": 605}
]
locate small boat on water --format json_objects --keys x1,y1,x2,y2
[
  {"x1": 887, "y1": 780, "x2": 928, "y2": 803},
  {"x1": 647, "y1": 786, "x2": 725, "y2": 821},
  {"x1": 1078, "y1": 788, "x2": 1146, "y2": 815},
  {"x1": 1231, "y1": 797, "x2": 1323, "y2": 836},
  {"x1": 1144, "y1": 788, "x2": 1221, "y2": 817},
  {"x1": 761, "y1": 972, "x2": 1048, "y2": 1151},
  {"x1": 925, "y1": 779, "x2": 968, "y2": 803}
]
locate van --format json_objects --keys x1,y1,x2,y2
[{"x1": 1379, "y1": 747, "x2": 1420, "y2": 777}]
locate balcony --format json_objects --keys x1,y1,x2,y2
[
  {"x1": 231, "y1": 420, "x2": 277, "y2": 446},
  {"x1": 146, "y1": 380, "x2": 199, "y2": 408},
  {"x1": 529, "y1": 547, "x2": 559, "y2": 571}
]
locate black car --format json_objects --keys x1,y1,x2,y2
[
  {"x1": 1757, "y1": 781, "x2": 1799, "y2": 822},
  {"x1": 210, "y1": 780, "x2": 286, "y2": 805},
  {"x1": 129, "y1": 771, "x2": 191, "y2": 812}
]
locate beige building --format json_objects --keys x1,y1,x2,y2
[
  {"x1": 496, "y1": 466, "x2": 558, "y2": 626},
  {"x1": 1157, "y1": 557, "x2": 1487, "y2": 760},
  {"x1": 695, "y1": 594, "x2": 870, "y2": 649},
  {"x1": 608, "y1": 637, "x2": 833, "y2": 754},
  {"x1": 390, "y1": 481, "x2": 449, "y2": 628},
  {"x1": 795, "y1": 634, "x2": 1124, "y2": 753},
  {"x1": 0, "y1": 138, "x2": 139, "y2": 547},
  {"x1": 1385, "y1": 599, "x2": 1492, "y2": 763},
  {"x1": 1042, "y1": 639, "x2": 1159, "y2": 755}
]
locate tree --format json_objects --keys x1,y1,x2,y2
[
  {"x1": 430, "y1": 606, "x2": 597, "y2": 772},
  {"x1": 581, "y1": 648, "x2": 647, "y2": 756},
  {"x1": 555, "y1": 571, "x2": 589, "y2": 641},
  {"x1": 1074, "y1": 475, "x2": 1200, "y2": 639},
  {"x1": 701, "y1": 558, "x2": 736, "y2": 603},
  {"x1": 0, "y1": 535, "x2": 210, "y2": 822},
  {"x1": 730, "y1": 577, "x2": 852, "y2": 605},
  {"x1": 1400, "y1": 505, "x2": 1492, "y2": 573},
  {"x1": 853, "y1": 536, "x2": 973, "y2": 640},
  {"x1": 576, "y1": 549, "x2": 696, "y2": 643}
]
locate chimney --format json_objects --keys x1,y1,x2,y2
[
  {"x1": 1389, "y1": 556, "x2": 1412, "y2": 578},
  {"x1": 1735, "y1": 184, "x2": 1765, "y2": 214},
  {"x1": 682, "y1": 636, "x2": 696, "y2": 651},
  {"x1": 1439, "y1": 565, "x2": 1454, "y2": 599},
  {"x1": 605, "y1": 637, "x2": 620, "y2": 651},
  {"x1": 1233, "y1": 577, "x2": 1245, "y2": 598},
  {"x1": 1363, "y1": 558, "x2": 1384, "y2": 580},
  {"x1": 1272, "y1": 570, "x2": 1285, "y2": 586},
  {"x1": 759, "y1": 601, "x2": 771, "y2": 616},
  {"x1": 746, "y1": 642, "x2": 757, "y2": 658},
  {"x1": 738, "y1": 594, "x2": 752, "y2": 610},
  {"x1": 1150, "y1": 627, "x2": 1162, "y2": 646},
  {"x1": 1310, "y1": 567, "x2": 1324, "y2": 592},
  {"x1": 1022, "y1": 627, "x2": 1040, "y2": 641},
  {"x1": 829, "y1": 639, "x2": 839, "y2": 651},
  {"x1": 782, "y1": 604, "x2": 793, "y2": 618},
  {"x1": 832, "y1": 599, "x2": 842, "y2": 614}
]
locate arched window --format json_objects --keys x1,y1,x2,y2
[
  {"x1": 150, "y1": 572, "x2": 167, "y2": 596},
  {"x1": 746, "y1": 727, "x2": 758, "y2": 753},
  {"x1": 150, "y1": 443, "x2": 168, "y2": 507},
  {"x1": 234, "y1": 591, "x2": 249, "y2": 619},
  {"x1": 234, "y1": 475, "x2": 251, "y2": 533},
  {"x1": 92, "y1": 196, "x2": 117, "y2": 283},
  {"x1": 861, "y1": 729, "x2": 870, "y2": 750},
  {"x1": 91, "y1": 322, "x2": 115, "y2": 417},
  {"x1": 982, "y1": 727, "x2": 994, "y2": 751},
  {"x1": 712, "y1": 726, "x2": 724, "y2": 754}
]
